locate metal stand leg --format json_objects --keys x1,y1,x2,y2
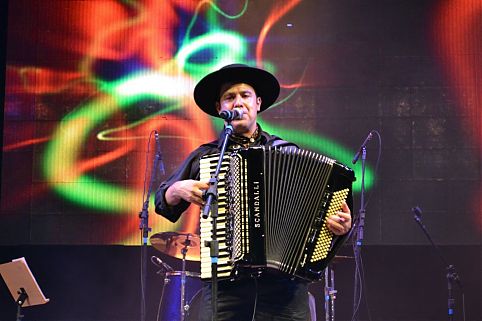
[
  {"x1": 16, "y1": 305, "x2": 24, "y2": 321},
  {"x1": 180, "y1": 234, "x2": 194, "y2": 321},
  {"x1": 324, "y1": 265, "x2": 336, "y2": 321}
]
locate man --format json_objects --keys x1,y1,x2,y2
[{"x1": 155, "y1": 64, "x2": 352, "y2": 321}]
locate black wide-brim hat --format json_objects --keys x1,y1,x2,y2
[{"x1": 193, "y1": 64, "x2": 280, "y2": 118}]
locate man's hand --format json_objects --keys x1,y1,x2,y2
[
  {"x1": 326, "y1": 202, "x2": 352, "y2": 235},
  {"x1": 165, "y1": 179, "x2": 209, "y2": 207}
]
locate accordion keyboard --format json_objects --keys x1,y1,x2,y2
[{"x1": 199, "y1": 156, "x2": 233, "y2": 280}]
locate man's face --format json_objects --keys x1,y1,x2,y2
[{"x1": 216, "y1": 83, "x2": 262, "y2": 136}]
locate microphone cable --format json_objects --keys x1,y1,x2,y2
[{"x1": 350, "y1": 129, "x2": 382, "y2": 321}]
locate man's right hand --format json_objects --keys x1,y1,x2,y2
[{"x1": 165, "y1": 179, "x2": 209, "y2": 207}]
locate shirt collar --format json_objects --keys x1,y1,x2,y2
[{"x1": 217, "y1": 123, "x2": 267, "y2": 149}]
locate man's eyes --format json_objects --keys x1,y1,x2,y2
[{"x1": 224, "y1": 93, "x2": 251, "y2": 100}]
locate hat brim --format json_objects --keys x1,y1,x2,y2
[{"x1": 193, "y1": 64, "x2": 280, "y2": 118}]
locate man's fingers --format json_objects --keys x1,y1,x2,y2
[
  {"x1": 326, "y1": 217, "x2": 345, "y2": 235},
  {"x1": 326, "y1": 202, "x2": 352, "y2": 235},
  {"x1": 341, "y1": 201, "x2": 350, "y2": 213},
  {"x1": 196, "y1": 181, "x2": 210, "y2": 190}
]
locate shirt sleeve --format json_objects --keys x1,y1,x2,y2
[
  {"x1": 154, "y1": 142, "x2": 220, "y2": 222},
  {"x1": 154, "y1": 148, "x2": 202, "y2": 223}
]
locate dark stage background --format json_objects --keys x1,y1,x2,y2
[{"x1": 0, "y1": 1, "x2": 480, "y2": 321}]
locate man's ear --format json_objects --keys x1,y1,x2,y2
[
  {"x1": 215, "y1": 102, "x2": 221, "y2": 113},
  {"x1": 256, "y1": 97, "x2": 262, "y2": 111}
]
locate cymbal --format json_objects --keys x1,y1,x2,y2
[{"x1": 150, "y1": 232, "x2": 200, "y2": 261}]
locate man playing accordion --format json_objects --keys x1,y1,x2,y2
[{"x1": 155, "y1": 64, "x2": 352, "y2": 321}]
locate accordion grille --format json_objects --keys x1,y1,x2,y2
[{"x1": 264, "y1": 147, "x2": 334, "y2": 274}]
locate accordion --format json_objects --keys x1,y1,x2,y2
[{"x1": 199, "y1": 146, "x2": 355, "y2": 282}]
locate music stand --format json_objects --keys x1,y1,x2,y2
[{"x1": 0, "y1": 257, "x2": 49, "y2": 321}]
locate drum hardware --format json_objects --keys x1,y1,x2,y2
[
  {"x1": 151, "y1": 256, "x2": 174, "y2": 273},
  {"x1": 150, "y1": 232, "x2": 201, "y2": 321},
  {"x1": 180, "y1": 234, "x2": 193, "y2": 320},
  {"x1": 323, "y1": 255, "x2": 354, "y2": 321}
]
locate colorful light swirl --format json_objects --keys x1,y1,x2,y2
[{"x1": 4, "y1": 0, "x2": 375, "y2": 244}]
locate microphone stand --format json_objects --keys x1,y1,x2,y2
[
  {"x1": 351, "y1": 131, "x2": 373, "y2": 321},
  {"x1": 138, "y1": 132, "x2": 161, "y2": 321},
  {"x1": 202, "y1": 123, "x2": 234, "y2": 321},
  {"x1": 412, "y1": 207, "x2": 464, "y2": 321},
  {"x1": 352, "y1": 145, "x2": 367, "y2": 321}
]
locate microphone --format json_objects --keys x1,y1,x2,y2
[
  {"x1": 154, "y1": 131, "x2": 165, "y2": 175},
  {"x1": 151, "y1": 256, "x2": 174, "y2": 271},
  {"x1": 352, "y1": 131, "x2": 374, "y2": 164},
  {"x1": 219, "y1": 108, "x2": 244, "y2": 121}
]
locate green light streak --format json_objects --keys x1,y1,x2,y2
[
  {"x1": 42, "y1": 86, "x2": 183, "y2": 214},
  {"x1": 176, "y1": 31, "x2": 247, "y2": 80},
  {"x1": 182, "y1": 0, "x2": 249, "y2": 46},
  {"x1": 113, "y1": 72, "x2": 191, "y2": 98},
  {"x1": 43, "y1": 95, "x2": 137, "y2": 213},
  {"x1": 97, "y1": 102, "x2": 181, "y2": 141},
  {"x1": 44, "y1": 19, "x2": 254, "y2": 215}
]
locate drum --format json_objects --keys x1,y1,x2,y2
[{"x1": 158, "y1": 271, "x2": 202, "y2": 321}]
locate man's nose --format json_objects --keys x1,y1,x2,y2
[{"x1": 233, "y1": 95, "x2": 243, "y2": 107}]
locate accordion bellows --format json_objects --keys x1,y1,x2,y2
[{"x1": 200, "y1": 146, "x2": 355, "y2": 281}]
